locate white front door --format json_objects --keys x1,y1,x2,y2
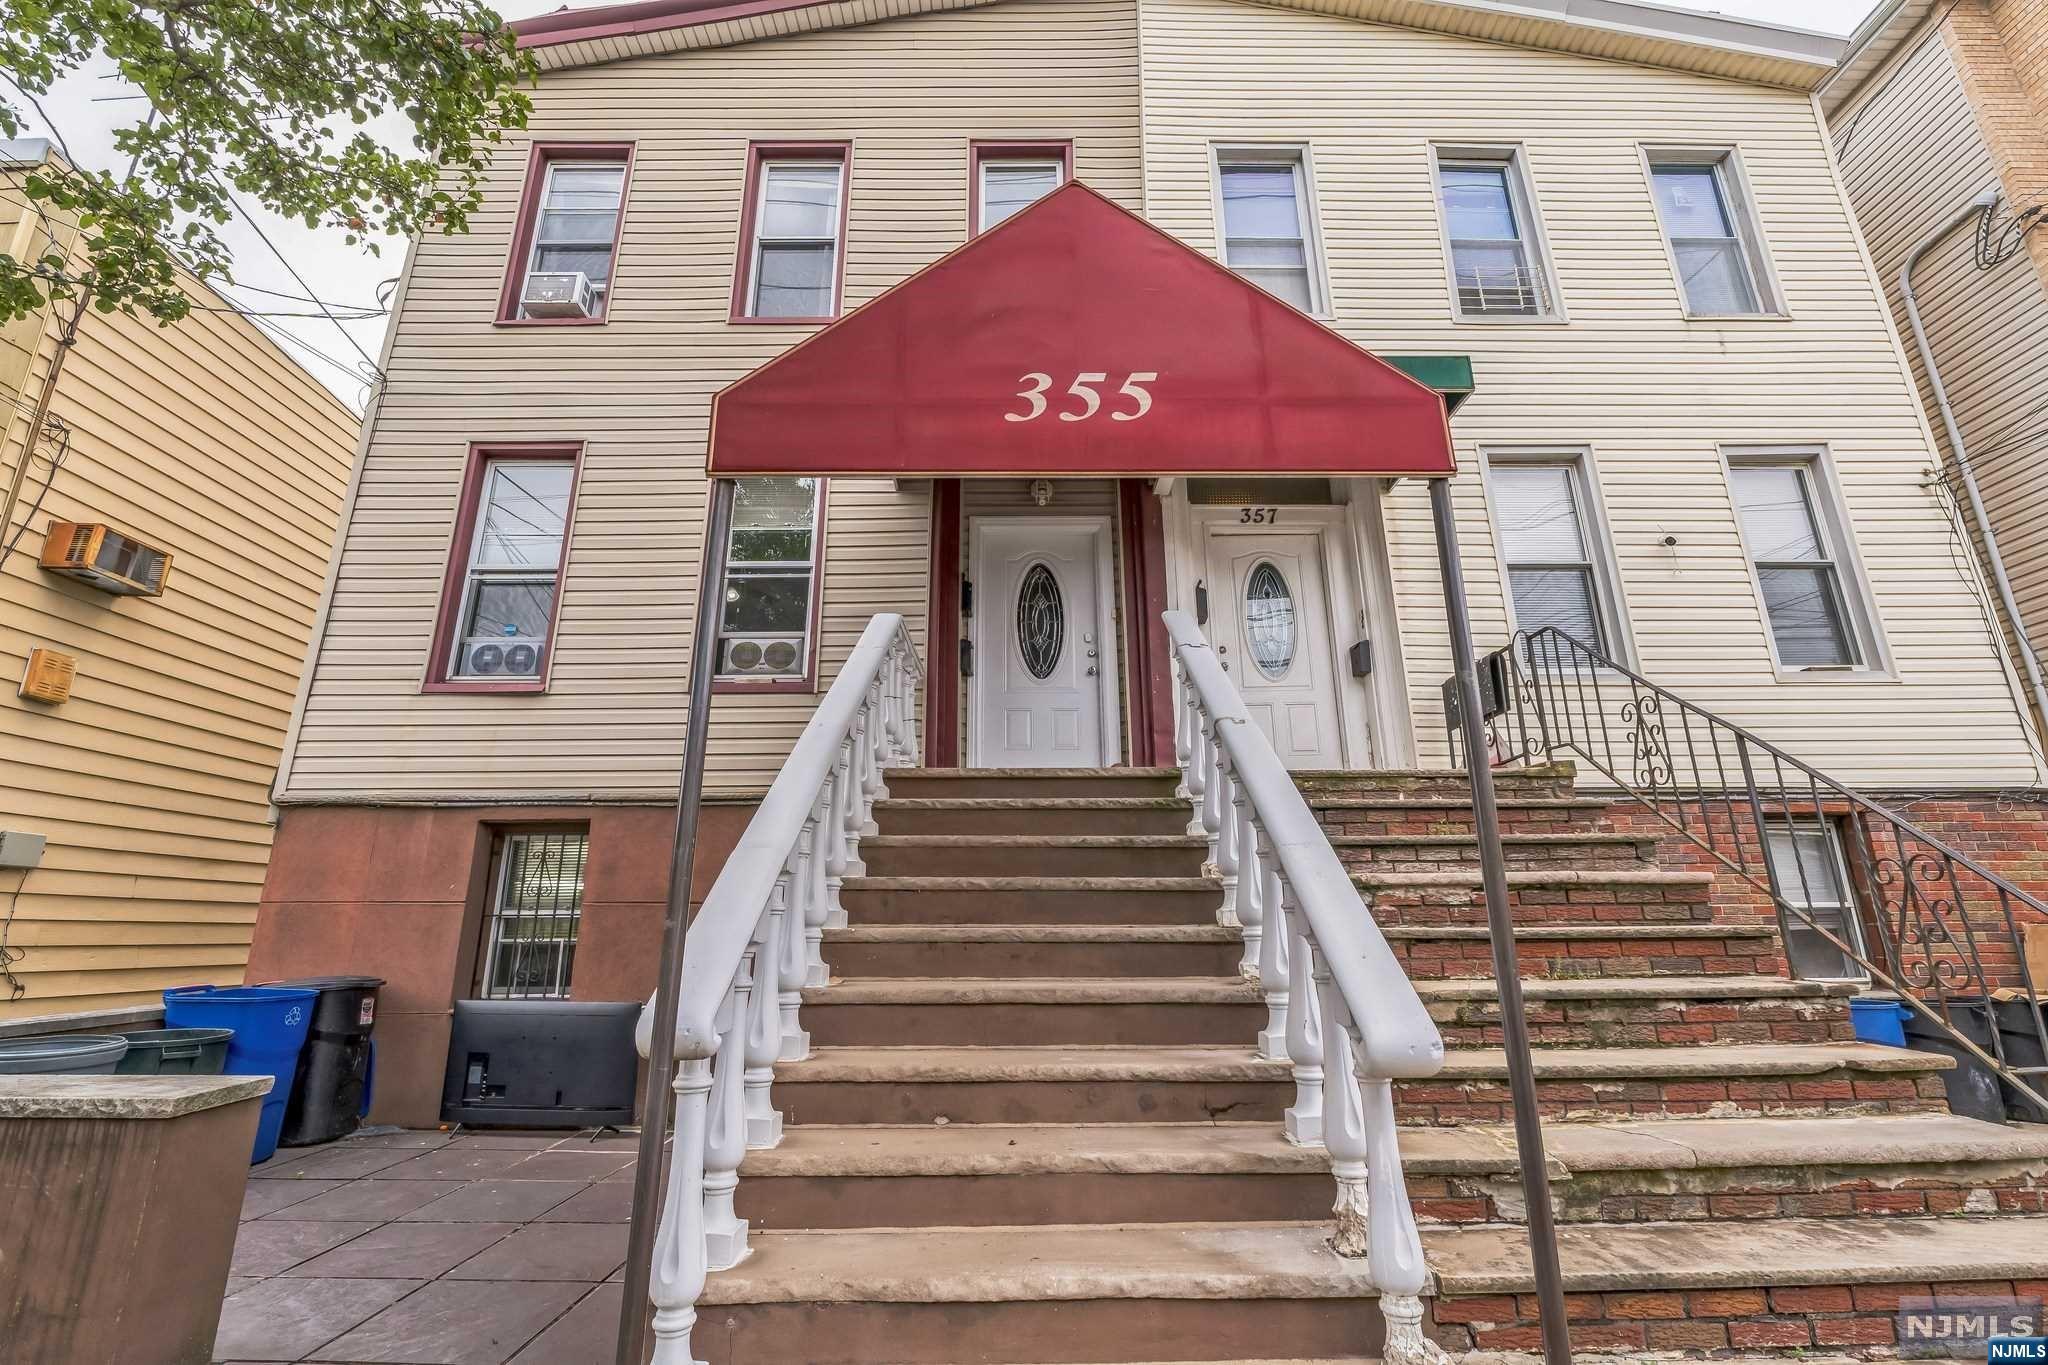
[
  {"x1": 971, "y1": 519, "x2": 1119, "y2": 767},
  {"x1": 1201, "y1": 526, "x2": 1349, "y2": 768}
]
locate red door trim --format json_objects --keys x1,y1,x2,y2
[
  {"x1": 1119, "y1": 479, "x2": 1176, "y2": 767},
  {"x1": 925, "y1": 479, "x2": 963, "y2": 767}
]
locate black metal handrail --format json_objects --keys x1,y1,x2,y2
[{"x1": 1445, "y1": 626, "x2": 2047, "y2": 1120}]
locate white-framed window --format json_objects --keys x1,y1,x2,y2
[
  {"x1": 1432, "y1": 147, "x2": 1559, "y2": 319},
  {"x1": 1645, "y1": 150, "x2": 1777, "y2": 317},
  {"x1": 977, "y1": 153, "x2": 1065, "y2": 231},
  {"x1": 1212, "y1": 147, "x2": 1326, "y2": 314},
  {"x1": 745, "y1": 157, "x2": 847, "y2": 319},
  {"x1": 717, "y1": 477, "x2": 824, "y2": 680},
  {"x1": 479, "y1": 830, "x2": 588, "y2": 999},
  {"x1": 520, "y1": 162, "x2": 627, "y2": 317},
  {"x1": 1727, "y1": 451, "x2": 1878, "y2": 672},
  {"x1": 1484, "y1": 451, "x2": 1624, "y2": 656},
  {"x1": 1762, "y1": 819, "x2": 1868, "y2": 982},
  {"x1": 449, "y1": 459, "x2": 575, "y2": 681}
]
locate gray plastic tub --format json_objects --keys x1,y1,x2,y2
[{"x1": 0, "y1": 1034, "x2": 131, "y2": 1074}]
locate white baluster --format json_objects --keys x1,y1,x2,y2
[
  {"x1": 1173, "y1": 663, "x2": 1191, "y2": 780},
  {"x1": 1362, "y1": 1068, "x2": 1448, "y2": 1365},
  {"x1": 1256, "y1": 838, "x2": 1289, "y2": 1059},
  {"x1": 647, "y1": 1056, "x2": 711, "y2": 1365},
  {"x1": 1199, "y1": 720, "x2": 1224, "y2": 872},
  {"x1": 857, "y1": 690, "x2": 882, "y2": 831},
  {"x1": 1284, "y1": 913, "x2": 1324, "y2": 1145},
  {"x1": 804, "y1": 799, "x2": 832, "y2": 985},
  {"x1": 777, "y1": 841, "x2": 810, "y2": 1062},
  {"x1": 1214, "y1": 752, "x2": 1242, "y2": 929},
  {"x1": 824, "y1": 746, "x2": 852, "y2": 929},
  {"x1": 745, "y1": 898, "x2": 788, "y2": 1143},
  {"x1": 1318, "y1": 957, "x2": 1371, "y2": 1258},
  {"x1": 1183, "y1": 689, "x2": 1208, "y2": 834},
  {"x1": 702, "y1": 979, "x2": 749, "y2": 1270},
  {"x1": 1232, "y1": 788, "x2": 1262, "y2": 976}
]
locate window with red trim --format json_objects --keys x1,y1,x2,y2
[
  {"x1": 715, "y1": 477, "x2": 825, "y2": 686},
  {"x1": 732, "y1": 144, "x2": 849, "y2": 322},
  {"x1": 427, "y1": 446, "x2": 580, "y2": 691},
  {"x1": 970, "y1": 141, "x2": 1071, "y2": 234},
  {"x1": 498, "y1": 144, "x2": 633, "y2": 323}
]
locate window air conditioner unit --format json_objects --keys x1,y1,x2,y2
[
  {"x1": 459, "y1": 634, "x2": 546, "y2": 678},
  {"x1": 522, "y1": 272, "x2": 597, "y2": 319},
  {"x1": 40, "y1": 521, "x2": 173, "y2": 597},
  {"x1": 721, "y1": 635, "x2": 803, "y2": 676}
]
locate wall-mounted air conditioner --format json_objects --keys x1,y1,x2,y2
[
  {"x1": 720, "y1": 635, "x2": 803, "y2": 677},
  {"x1": 521, "y1": 272, "x2": 597, "y2": 319},
  {"x1": 458, "y1": 634, "x2": 546, "y2": 678},
  {"x1": 40, "y1": 522, "x2": 173, "y2": 597}
]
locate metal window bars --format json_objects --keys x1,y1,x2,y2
[
  {"x1": 1446, "y1": 625, "x2": 2048, "y2": 1119},
  {"x1": 481, "y1": 831, "x2": 588, "y2": 999},
  {"x1": 1452, "y1": 259, "x2": 1551, "y2": 317}
]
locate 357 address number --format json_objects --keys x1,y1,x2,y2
[{"x1": 1007, "y1": 372, "x2": 1158, "y2": 424}]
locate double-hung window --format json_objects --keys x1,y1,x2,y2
[
  {"x1": 974, "y1": 144, "x2": 1068, "y2": 232},
  {"x1": 738, "y1": 148, "x2": 848, "y2": 320},
  {"x1": 1762, "y1": 820, "x2": 1867, "y2": 982},
  {"x1": 437, "y1": 449, "x2": 577, "y2": 686},
  {"x1": 1434, "y1": 148, "x2": 1555, "y2": 319},
  {"x1": 1729, "y1": 454, "x2": 1872, "y2": 671},
  {"x1": 1214, "y1": 149, "x2": 1323, "y2": 314},
  {"x1": 1486, "y1": 455, "x2": 1619, "y2": 652},
  {"x1": 716, "y1": 477, "x2": 824, "y2": 682},
  {"x1": 1647, "y1": 151, "x2": 1775, "y2": 316},
  {"x1": 499, "y1": 145, "x2": 632, "y2": 322},
  {"x1": 479, "y1": 830, "x2": 588, "y2": 999}
]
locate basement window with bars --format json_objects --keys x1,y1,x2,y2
[{"x1": 478, "y1": 831, "x2": 588, "y2": 999}]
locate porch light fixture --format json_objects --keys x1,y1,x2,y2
[{"x1": 1030, "y1": 478, "x2": 1054, "y2": 507}]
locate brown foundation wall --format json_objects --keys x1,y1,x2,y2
[{"x1": 247, "y1": 801, "x2": 755, "y2": 1127}]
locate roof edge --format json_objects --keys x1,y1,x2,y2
[{"x1": 1818, "y1": 0, "x2": 1940, "y2": 117}]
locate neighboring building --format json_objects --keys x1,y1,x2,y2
[
  {"x1": 1823, "y1": 0, "x2": 2048, "y2": 742},
  {"x1": 0, "y1": 140, "x2": 359, "y2": 1021}
]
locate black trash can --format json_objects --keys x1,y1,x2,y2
[
  {"x1": 115, "y1": 1027, "x2": 232, "y2": 1075},
  {"x1": 1992, "y1": 996, "x2": 2048, "y2": 1123},
  {"x1": 1901, "y1": 996, "x2": 2006, "y2": 1124},
  {"x1": 265, "y1": 976, "x2": 382, "y2": 1146}
]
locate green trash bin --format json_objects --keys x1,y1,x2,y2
[
  {"x1": 115, "y1": 1027, "x2": 232, "y2": 1075},
  {"x1": 0, "y1": 1035, "x2": 129, "y2": 1074}
]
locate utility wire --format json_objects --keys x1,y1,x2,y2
[{"x1": 208, "y1": 175, "x2": 383, "y2": 376}]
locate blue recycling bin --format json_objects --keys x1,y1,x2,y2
[
  {"x1": 1849, "y1": 994, "x2": 1912, "y2": 1048},
  {"x1": 164, "y1": 985, "x2": 318, "y2": 1163}
]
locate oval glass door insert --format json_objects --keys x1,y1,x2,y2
[
  {"x1": 1245, "y1": 561, "x2": 1297, "y2": 679},
  {"x1": 1017, "y1": 563, "x2": 1066, "y2": 679}
]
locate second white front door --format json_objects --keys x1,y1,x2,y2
[
  {"x1": 1201, "y1": 525, "x2": 1350, "y2": 768},
  {"x1": 971, "y1": 519, "x2": 1118, "y2": 767}
]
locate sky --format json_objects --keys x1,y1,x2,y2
[{"x1": 13, "y1": 0, "x2": 1885, "y2": 410}]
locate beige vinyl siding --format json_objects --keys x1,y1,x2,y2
[
  {"x1": 0, "y1": 191, "x2": 358, "y2": 1017},
  {"x1": 282, "y1": 0, "x2": 1142, "y2": 801},
  {"x1": 1831, "y1": 30, "x2": 2048, "y2": 726},
  {"x1": 1139, "y1": 0, "x2": 2037, "y2": 786}
]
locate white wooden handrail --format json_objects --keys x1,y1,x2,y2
[
  {"x1": 1166, "y1": 610, "x2": 1447, "y2": 1365},
  {"x1": 633, "y1": 613, "x2": 922, "y2": 1365}
]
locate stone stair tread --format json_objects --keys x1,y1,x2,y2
[
  {"x1": 699, "y1": 1221, "x2": 1376, "y2": 1306},
  {"x1": 1354, "y1": 868, "x2": 1713, "y2": 889},
  {"x1": 1330, "y1": 831, "x2": 1652, "y2": 846},
  {"x1": 1310, "y1": 797, "x2": 1610, "y2": 811},
  {"x1": 1423, "y1": 1213, "x2": 2048, "y2": 1295},
  {"x1": 825, "y1": 924, "x2": 1241, "y2": 944},
  {"x1": 804, "y1": 977, "x2": 1259, "y2": 1005},
  {"x1": 1417, "y1": 974, "x2": 1853, "y2": 1002},
  {"x1": 779, "y1": 1041, "x2": 1948, "y2": 1084},
  {"x1": 903, "y1": 768, "x2": 1183, "y2": 780},
  {"x1": 863, "y1": 834, "x2": 1210, "y2": 848},
  {"x1": 877, "y1": 797, "x2": 1193, "y2": 810},
  {"x1": 742, "y1": 1113, "x2": 2047, "y2": 1179},
  {"x1": 1384, "y1": 923, "x2": 1769, "y2": 940},
  {"x1": 849, "y1": 876, "x2": 1221, "y2": 891}
]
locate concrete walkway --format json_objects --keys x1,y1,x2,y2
[{"x1": 219, "y1": 1127, "x2": 647, "y2": 1364}]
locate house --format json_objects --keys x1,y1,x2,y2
[
  {"x1": 0, "y1": 139, "x2": 359, "y2": 1022},
  {"x1": 1823, "y1": 0, "x2": 2048, "y2": 745},
  {"x1": 243, "y1": 0, "x2": 2048, "y2": 1357}
]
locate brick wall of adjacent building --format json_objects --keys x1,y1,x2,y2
[{"x1": 1947, "y1": 0, "x2": 2048, "y2": 283}]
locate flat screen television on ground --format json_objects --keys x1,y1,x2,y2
[{"x1": 440, "y1": 999, "x2": 640, "y2": 1129}]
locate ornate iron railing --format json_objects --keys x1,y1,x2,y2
[
  {"x1": 1168, "y1": 611, "x2": 1449, "y2": 1365},
  {"x1": 1445, "y1": 625, "x2": 2047, "y2": 1120}
]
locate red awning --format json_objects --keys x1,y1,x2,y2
[{"x1": 708, "y1": 182, "x2": 1455, "y2": 480}]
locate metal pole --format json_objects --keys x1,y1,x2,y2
[
  {"x1": 1428, "y1": 477, "x2": 1573, "y2": 1365},
  {"x1": 616, "y1": 476, "x2": 737, "y2": 1365}
]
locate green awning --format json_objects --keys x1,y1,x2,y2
[{"x1": 1386, "y1": 355, "x2": 1474, "y2": 414}]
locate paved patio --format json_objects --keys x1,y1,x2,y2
[{"x1": 220, "y1": 1127, "x2": 650, "y2": 1364}]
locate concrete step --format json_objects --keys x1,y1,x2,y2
[
  {"x1": 860, "y1": 834, "x2": 1211, "y2": 879},
  {"x1": 693, "y1": 1221, "x2": 1388, "y2": 1364},
  {"x1": 800, "y1": 976, "x2": 1262, "y2": 1047},
  {"x1": 1311, "y1": 796, "x2": 1614, "y2": 839},
  {"x1": 1356, "y1": 868, "x2": 1717, "y2": 928},
  {"x1": 885, "y1": 768, "x2": 1183, "y2": 800},
  {"x1": 1331, "y1": 830, "x2": 1657, "y2": 873},
  {"x1": 736, "y1": 1115, "x2": 2048, "y2": 1231},
  {"x1": 1423, "y1": 1213, "x2": 2048, "y2": 1355},
  {"x1": 1417, "y1": 974, "x2": 1856, "y2": 1049},
  {"x1": 774, "y1": 1042, "x2": 1951, "y2": 1127},
  {"x1": 823, "y1": 924, "x2": 1245, "y2": 978},
  {"x1": 876, "y1": 797, "x2": 1197, "y2": 836},
  {"x1": 1294, "y1": 764, "x2": 1578, "y2": 803},
  {"x1": 842, "y1": 876, "x2": 1222, "y2": 925},
  {"x1": 1388, "y1": 921, "x2": 1783, "y2": 981}
]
